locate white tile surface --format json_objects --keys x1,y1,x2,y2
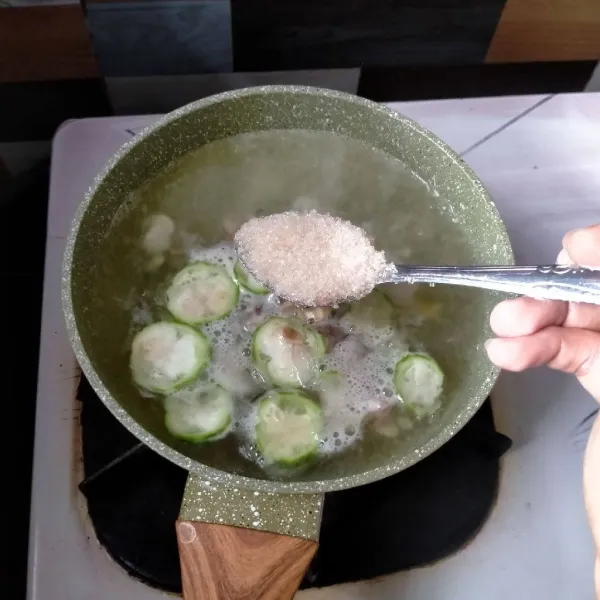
[
  {"x1": 466, "y1": 93, "x2": 600, "y2": 264},
  {"x1": 29, "y1": 118, "x2": 166, "y2": 600},
  {"x1": 29, "y1": 93, "x2": 600, "y2": 600},
  {"x1": 388, "y1": 95, "x2": 549, "y2": 154}
]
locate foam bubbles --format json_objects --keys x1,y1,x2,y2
[
  {"x1": 189, "y1": 241, "x2": 237, "y2": 273},
  {"x1": 315, "y1": 331, "x2": 404, "y2": 455}
]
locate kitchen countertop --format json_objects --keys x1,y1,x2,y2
[{"x1": 28, "y1": 92, "x2": 600, "y2": 600}]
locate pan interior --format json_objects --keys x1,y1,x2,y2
[{"x1": 68, "y1": 89, "x2": 512, "y2": 487}]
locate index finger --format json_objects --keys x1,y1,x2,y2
[
  {"x1": 490, "y1": 296, "x2": 600, "y2": 337},
  {"x1": 563, "y1": 224, "x2": 600, "y2": 267}
]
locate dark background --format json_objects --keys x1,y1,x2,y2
[{"x1": 0, "y1": 0, "x2": 599, "y2": 179}]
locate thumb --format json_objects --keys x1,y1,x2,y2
[{"x1": 486, "y1": 326, "x2": 600, "y2": 402}]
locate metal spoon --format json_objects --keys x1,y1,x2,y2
[
  {"x1": 239, "y1": 254, "x2": 600, "y2": 306},
  {"x1": 383, "y1": 264, "x2": 600, "y2": 305}
]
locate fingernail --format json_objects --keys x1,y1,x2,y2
[{"x1": 556, "y1": 248, "x2": 571, "y2": 264}]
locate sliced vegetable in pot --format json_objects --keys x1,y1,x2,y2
[
  {"x1": 166, "y1": 261, "x2": 239, "y2": 325},
  {"x1": 313, "y1": 323, "x2": 348, "y2": 351},
  {"x1": 164, "y1": 384, "x2": 233, "y2": 442},
  {"x1": 251, "y1": 317, "x2": 326, "y2": 387},
  {"x1": 234, "y1": 259, "x2": 269, "y2": 294},
  {"x1": 305, "y1": 325, "x2": 328, "y2": 357},
  {"x1": 255, "y1": 389, "x2": 323, "y2": 466},
  {"x1": 393, "y1": 353, "x2": 444, "y2": 417},
  {"x1": 130, "y1": 322, "x2": 211, "y2": 394}
]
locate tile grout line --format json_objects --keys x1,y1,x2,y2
[
  {"x1": 584, "y1": 61, "x2": 600, "y2": 91},
  {"x1": 460, "y1": 94, "x2": 555, "y2": 158}
]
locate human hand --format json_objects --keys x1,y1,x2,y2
[
  {"x1": 486, "y1": 224, "x2": 600, "y2": 401},
  {"x1": 485, "y1": 224, "x2": 600, "y2": 597}
]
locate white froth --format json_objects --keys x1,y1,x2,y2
[
  {"x1": 315, "y1": 330, "x2": 406, "y2": 453},
  {"x1": 234, "y1": 210, "x2": 394, "y2": 306},
  {"x1": 189, "y1": 241, "x2": 237, "y2": 272}
]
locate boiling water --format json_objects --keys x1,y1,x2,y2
[
  {"x1": 94, "y1": 129, "x2": 481, "y2": 479},
  {"x1": 182, "y1": 243, "x2": 409, "y2": 460}
]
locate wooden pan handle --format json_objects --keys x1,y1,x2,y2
[{"x1": 176, "y1": 519, "x2": 318, "y2": 600}]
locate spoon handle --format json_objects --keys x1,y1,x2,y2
[{"x1": 390, "y1": 264, "x2": 600, "y2": 305}]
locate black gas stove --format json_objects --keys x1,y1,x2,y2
[{"x1": 77, "y1": 376, "x2": 511, "y2": 593}]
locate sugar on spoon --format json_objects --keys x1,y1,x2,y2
[{"x1": 234, "y1": 211, "x2": 600, "y2": 308}]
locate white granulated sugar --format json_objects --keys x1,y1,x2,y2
[{"x1": 234, "y1": 210, "x2": 393, "y2": 307}]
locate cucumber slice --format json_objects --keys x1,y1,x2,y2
[
  {"x1": 255, "y1": 389, "x2": 323, "y2": 466},
  {"x1": 164, "y1": 385, "x2": 232, "y2": 442},
  {"x1": 234, "y1": 260, "x2": 268, "y2": 294},
  {"x1": 251, "y1": 317, "x2": 323, "y2": 387},
  {"x1": 166, "y1": 261, "x2": 239, "y2": 325},
  {"x1": 305, "y1": 327, "x2": 328, "y2": 358},
  {"x1": 393, "y1": 353, "x2": 444, "y2": 417},
  {"x1": 130, "y1": 322, "x2": 211, "y2": 394}
]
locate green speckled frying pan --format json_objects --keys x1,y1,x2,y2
[{"x1": 63, "y1": 86, "x2": 513, "y2": 599}]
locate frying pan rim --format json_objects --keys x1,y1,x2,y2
[{"x1": 62, "y1": 84, "x2": 512, "y2": 494}]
